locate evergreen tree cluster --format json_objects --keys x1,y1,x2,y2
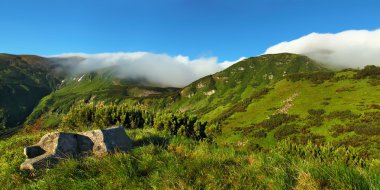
[{"x1": 61, "y1": 101, "x2": 214, "y2": 140}]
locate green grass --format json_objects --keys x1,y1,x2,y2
[{"x1": 1, "y1": 128, "x2": 379, "y2": 189}]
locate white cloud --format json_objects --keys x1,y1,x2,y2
[
  {"x1": 53, "y1": 52, "x2": 243, "y2": 87},
  {"x1": 265, "y1": 29, "x2": 380, "y2": 68},
  {"x1": 220, "y1": 57, "x2": 246, "y2": 69}
]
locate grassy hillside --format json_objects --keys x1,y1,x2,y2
[
  {"x1": 1, "y1": 53, "x2": 380, "y2": 189},
  {"x1": 219, "y1": 71, "x2": 380, "y2": 157}
]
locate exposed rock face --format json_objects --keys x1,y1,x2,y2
[
  {"x1": 204, "y1": 89, "x2": 216, "y2": 96},
  {"x1": 20, "y1": 126, "x2": 133, "y2": 170}
]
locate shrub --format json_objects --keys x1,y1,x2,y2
[
  {"x1": 286, "y1": 71, "x2": 335, "y2": 84},
  {"x1": 307, "y1": 109, "x2": 325, "y2": 127},
  {"x1": 333, "y1": 135, "x2": 371, "y2": 150},
  {"x1": 368, "y1": 79, "x2": 380, "y2": 86},
  {"x1": 355, "y1": 65, "x2": 380, "y2": 79},
  {"x1": 331, "y1": 75, "x2": 349, "y2": 81},
  {"x1": 259, "y1": 113, "x2": 299, "y2": 130},
  {"x1": 274, "y1": 124, "x2": 299, "y2": 140},
  {"x1": 308, "y1": 109, "x2": 325, "y2": 117},
  {"x1": 347, "y1": 111, "x2": 380, "y2": 136},
  {"x1": 329, "y1": 124, "x2": 353, "y2": 137},
  {"x1": 335, "y1": 86, "x2": 355, "y2": 92},
  {"x1": 251, "y1": 128, "x2": 267, "y2": 138},
  {"x1": 251, "y1": 88, "x2": 271, "y2": 99},
  {"x1": 368, "y1": 104, "x2": 380, "y2": 109},
  {"x1": 276, "y1": 141, "x2": 369, "y2": 167},
  {"x1": 61, "y1": 101, "x2": 210, "y2": 140},
  {"x1": 321, "y1": 101, "x2": 329, "y2": 106},
  {"x1": 327, "y1": 110, "x2": 360, "y2": 121},
  {"x1": 351, "y1": 123, "x2": 380, "y2": 136},
  {"x1": 290, "y1": 133, "x2": 326, "y2": 145},
  {"x1": 359, "y1": 111, "x2": 380, "y2": 123},
  {"x1": 205, "y1": 124, "x2": 221, "y2": 140}
]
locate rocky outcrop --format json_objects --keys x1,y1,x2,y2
[{"x1": 20, "y1": 126, "x2": 133, "y2": 170}]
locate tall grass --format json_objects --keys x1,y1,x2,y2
[{"x1": 0, "y1": 128, "x2": 378, "y2": 189}]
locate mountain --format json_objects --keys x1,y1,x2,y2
[
  {"x1": 25, "y1": 66, "x2": 179, "y2": 126},
  {"x1": 172, "y1": 53, "x2": 329, "y2": 116},
  {"x1": 0, "y1": 54, "x2": 63, "y2": 130},
  {"x1": 169, "y1": 53, "x2": 379, "y2": 154},
  {"x1": 24, "y1": 53, "x2": 328, "y2": 127}
]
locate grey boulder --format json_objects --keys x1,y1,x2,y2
[{"x1": 20, "y1": 126, "x2": 133, "y2": 170}]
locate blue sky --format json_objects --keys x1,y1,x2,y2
[{"x1": 0, "y1": 0, "x2": 379, "y2": 61}]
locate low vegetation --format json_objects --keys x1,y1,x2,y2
[{"x1": 286, "y1": 71, "x2": 335, "y2": 84}]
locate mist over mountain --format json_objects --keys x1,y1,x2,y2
[
  {"x1": 53, "y1": 52, "x2": 245, "y2": 88},
  {"x1": 265, "y1": 29, "x2": 380, "y2": 68},
  {"x1": 51, "y1": 28, "x2": 380, "y2": 88}
]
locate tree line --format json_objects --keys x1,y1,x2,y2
[{"x1": 61, "y1": 101, "x2": 220, "y2": 140}]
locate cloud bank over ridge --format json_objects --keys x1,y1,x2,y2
[
  {"x1": 53, "y1": 29, "x2": 380, "y2": 88},
  {"x1": 54, "y1": 52, "x2": 245, "y2": 87},
  {"x1": 265, "y1": 29, "x2": 380, "y2": 68}
]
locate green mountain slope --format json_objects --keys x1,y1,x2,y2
[
  {"x1": 26, "y1": 66, "x2": 179, "y2": 126},
  {"x1": 167, "y1": 54, "x2": 380, "y2": 157},
  {"x1": 220, "y1": 71, "x2": 380, "y2": 152},
  {"x1": 25, "y1": 53, "x2": 329, "y2": 127},
  {"x1": 0, "y1": 54, "x2": 62, "y2": 130},
  {"x1": 171, "y1": 53, "x2": 330, "y2": 118}
]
